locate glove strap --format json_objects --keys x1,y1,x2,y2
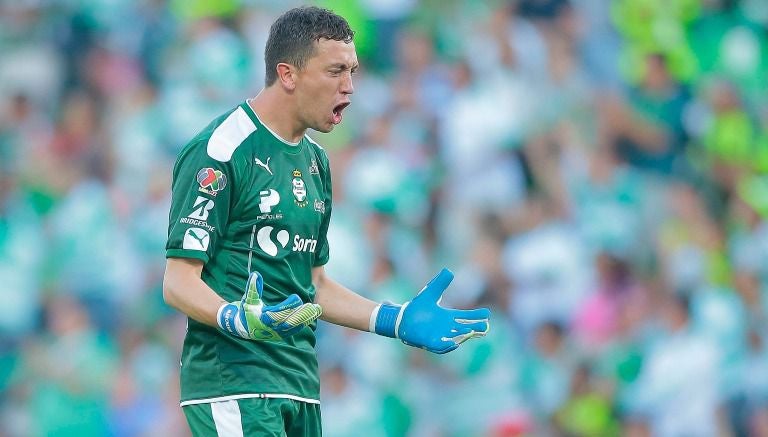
[
  {"x1": 373, "y1": 303, "x2": 402, "y2": 338},
  {"x1": 217, "y1": 302, "x2": 242, "y2": 337}
]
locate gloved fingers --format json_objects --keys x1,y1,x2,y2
[
  {"x1": 275, "y1": 324, "x2": 303, "y2": 338},
  {"x1": 437, "y1": 319, "x2": 489, "y2": 345},
  {"x1": 244, "y1": 272, "x2": 265, "y2": 305},
  {"x1": 286, "y1": 303, "x2": 322, "y2": 326},
  {"x1": 452, "y1": 307, "x2": 491, "y2": 322},
  {"x1": 447, "y1": 329, "x2": 487, "y2": 346},
  {"x1": 402, "y1": 338, "x2": 458, "y2": 355},
  {"x1": 270, "y1": 294, "x2": 304, "y2": 313},
  {"x1": 452, "y1": 319, "x2": 489, "y2": 334},
  {"x1": 276, "y1": 303, "x2": 322, "y2": 331},
  {"x1": 262, "y1": 294, "x2": 303, "y2": 324},
  {"x1": 415, "y1": 268, "x2": 454, "y2": 304},
  {"x1": 430, "y1": 339, "x2": 459, "y2": 354}
]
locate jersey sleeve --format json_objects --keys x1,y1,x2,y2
[
  {"x1": 166, "y1": 140, "x2": 240, "y2": 264},
  {"x1": 313, "y1": 150, "x2": 333, "y2": 267}
]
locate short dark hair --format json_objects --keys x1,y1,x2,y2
[{"x1": 264, "y1": 6, "x2": 354, "y2": 86}]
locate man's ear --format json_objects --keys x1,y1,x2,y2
[{"x1": 275, "y1": 63, "x2": 297, "y2": 91}]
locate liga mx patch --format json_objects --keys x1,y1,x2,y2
[{"x1": 197, "y1": 168, "x2": 227, "y2": 196}]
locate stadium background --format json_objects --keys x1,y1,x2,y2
[{"x1": 1, "y1": 0, "x2": 768, "y2": 435}]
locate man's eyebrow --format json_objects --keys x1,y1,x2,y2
[{"x1": 329, "y1": 63, "x2": 360, "y2": 71}]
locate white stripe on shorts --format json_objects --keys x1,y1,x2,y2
[{"x1": 211, "y1": 400, "x2": 244, "y2": 437}]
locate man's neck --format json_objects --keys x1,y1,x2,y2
[{"x1": 248, "y1": 88, "x2": 306, "y2": 144}]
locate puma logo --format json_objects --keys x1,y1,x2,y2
[
  {"x1": 189, "y1": 230, "x2": 208, "y2": 246},
  {"x1": 183, "y1": 227, "x2": 210, "y2": 251},
  {"x1": 255, "y1": 157, "x2": 273, "y2": 175}
]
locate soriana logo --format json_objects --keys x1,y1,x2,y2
[{"x1": 196, "y1": 168, "x2": 227, "y2": 196}]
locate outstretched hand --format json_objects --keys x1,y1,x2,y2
[
  {"x1": 374, "y1": 269, "x2": 490, "y2": 354},
  {"x1": 399, "y1": 269, "x2": 490, "y2": 353}
]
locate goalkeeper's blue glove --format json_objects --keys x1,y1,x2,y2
[
  {"x1": 371, "y1": 268, "x2": 490, "y2": 354},
  {"x1": 217, "y1": 272, "x2": 322, "y2": 341}
]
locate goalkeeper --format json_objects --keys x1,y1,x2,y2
[{"x1": 163, "y1": 6, "x2": 490, "y2": 436}]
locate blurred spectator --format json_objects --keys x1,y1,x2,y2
[
  {"x1": 502, "y1": 209, "x2": 593, "y2": 333},
  {"x1": 17, "y1": 296, "x2": 119, "y2": 436},
  {"x1": 553, "y1": 363, "x2": 620, "y2": 436},
  {"x1": 737, "y1": 329, "x2": 768, "y2": 436},
  {"x1": 611, "y1": 53, "x2": 692, "y2": 176},
  {"x1": 573, "y1": 253, "x2": 643, "y2": 351},
  {"x1": 656, "y1": 182, "x2": 729, "y2": 291},
  {"x1": 519, "y1": 321, "x2": 577, "y2": 426},
  {"x1": 635, "y1": 292, "x2": 721, "y2": 437},
  {"x1": 320, "y1": 364, "x2": 386, "y2": 437}
]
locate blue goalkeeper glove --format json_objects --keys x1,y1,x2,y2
[
  {"x1": 217, "y1": 272, "x2": 322, "y2": 341},
  {"x1": 371, "y1": 268, "x2": 490, "y2": 354}
]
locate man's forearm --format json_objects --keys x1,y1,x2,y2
[
  {"x1": 313, "y1": 271, "x2": 378, "y2": 332},
  {"x1": 163, "y1": 258, "x2": 226, "y2": 327},
  {"x1": 312, "y1": 266, "x2": 490, "y2": 353}
]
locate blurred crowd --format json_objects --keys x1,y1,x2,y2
[{"x1": 1, "y1": 0, "x2": 768, "y2": 436}]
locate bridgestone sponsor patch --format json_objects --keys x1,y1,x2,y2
[{"x1": 180, "y1": 217, "x2": 216, "y2": 232}]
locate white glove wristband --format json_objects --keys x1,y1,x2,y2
[{"x1": 369, "y1": 304, "x2": 381, "y2": 333}]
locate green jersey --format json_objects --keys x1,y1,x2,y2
[{"x1": 165, "y1": 101, "x2": 332, "y2": 406}]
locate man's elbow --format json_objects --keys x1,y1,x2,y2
[
  {"x1": 162, "y1": 272, "x2": 181, "y2": 310},
  {"x1": 312, "y1": 267, "x2": 328, "y2": 292}
]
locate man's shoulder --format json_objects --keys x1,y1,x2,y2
[
  {"x1": 179, "y1": 104, "x2": 258, "y2": 164},
  {"x1": 203, "y1": 105, "x2": 258, "y2": 163}
]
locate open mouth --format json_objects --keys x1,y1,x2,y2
[{"x1": 332, "y1": 102, "x2": 350, "y2": 124}]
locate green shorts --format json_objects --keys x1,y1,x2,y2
[{"x1": 183, "y1": 397, "x2": 322, "y2": 437}]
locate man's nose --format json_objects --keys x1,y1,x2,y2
[{"x1": 341, "y1": 72, "x2": 354, "y2": 95}]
